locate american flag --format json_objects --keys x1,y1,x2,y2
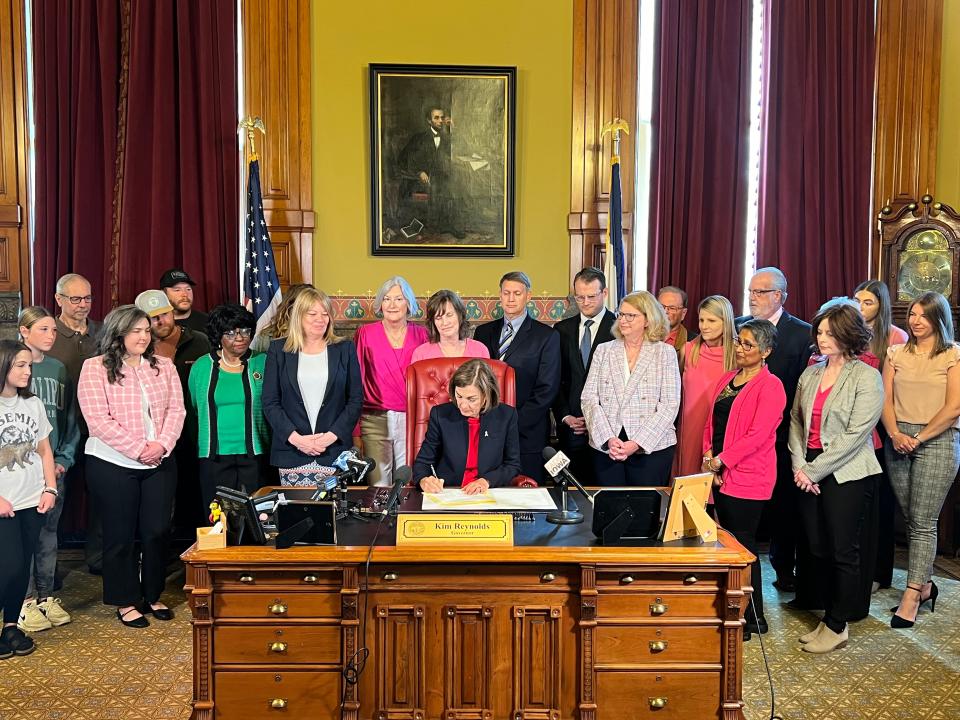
[{"x1": 243, "y1": 159, "x2": 282, "y2": 333}]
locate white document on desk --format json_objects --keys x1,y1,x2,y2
[{"x1": 421, "y1": 487, "x2": 558, "y2": 511}]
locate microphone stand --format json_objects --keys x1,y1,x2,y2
[{"x1": 546, "y1": 474, "x2": 584, "y2": 525}]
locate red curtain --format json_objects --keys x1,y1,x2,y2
[
  {"x1": 647, "y1": 0, "x2": 753, "y2": 319},
  {"x1": 756, "y1": 0, "x2": 875, "y2": 323},
  {"x1": 32, "y1": 0, "x2": 121, "y2": 319},
  {"x1": 32, "y1": 0, "x2": 238, "y2": 318}
]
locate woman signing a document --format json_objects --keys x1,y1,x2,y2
[{"x1": 413, "y1": 360, "x2": 521, "y2": 494}]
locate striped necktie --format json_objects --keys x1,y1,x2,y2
[{"x1": 498, "y1": 321, "x2": 515, "y2": 359}]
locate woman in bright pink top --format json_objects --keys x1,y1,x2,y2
[
  {"x1": 355, "y1": 276, "x2": 428, "y2": 486},
  {"x1": 678, "y1": 295, "x2": 737, "y2": 475},
  {"x1": 410, "y1": 290, "x2": 490, "y2": 363},
  {"x1": 702, "y1": 318, "x2": 786, "y2": 638}
]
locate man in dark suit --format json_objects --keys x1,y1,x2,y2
[
  {"x1": 737, "y1": 267, "x2": 812, "y2": 603},
  {"x1": 552, "y1": 267, "x2": 616, "y2": 483},
  {"x1": 474, "y1": 271, "x2": 561, "y2": 483}
]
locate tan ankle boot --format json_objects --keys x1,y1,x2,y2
[
  {"x1": 802, "y1": 625, "x2": 848, "y2": 653},
  {"x1": 799, "y1": 622, "x2": 825, "y2": 644}
]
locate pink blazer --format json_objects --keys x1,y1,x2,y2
[{"x1": 701, "y1": 366, "x2": 785, "y2": 501}]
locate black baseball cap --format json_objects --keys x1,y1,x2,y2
[{"x1": 159, "y1": 268, "x2": 196, "y2": 289}]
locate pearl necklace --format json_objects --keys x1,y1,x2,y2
[{"x1": 219, "y1": 353, "x2": 242, "y2": 368}]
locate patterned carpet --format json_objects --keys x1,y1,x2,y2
[{"x1": 2, "y1": 553, "x2": 959, "y2": 720}]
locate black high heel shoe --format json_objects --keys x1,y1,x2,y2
[
  {"x1": 891, "y1": 586, "x2": 924, "y2": 629},
  {"x1": 889, "y1": 580, "x2": 938, "y2": 613}
]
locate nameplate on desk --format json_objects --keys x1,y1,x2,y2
[{"x1": 396, "y1": 514, "x2": 514, "y2": 546}]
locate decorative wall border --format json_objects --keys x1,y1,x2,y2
[{"x1": 328, "y1": 295, "x2": 574, "y2": 325}]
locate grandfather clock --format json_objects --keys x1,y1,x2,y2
[{"x1": 878, "y1": 195, "x2": 960, "y2": 328}]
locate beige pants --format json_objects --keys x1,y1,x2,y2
[{"x1": 360, "y1": 410, "x2": 407, "y2": 487}]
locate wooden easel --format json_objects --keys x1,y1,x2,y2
[{"x1": 662, "y1": 473, "x2": 717, "y2": 543}]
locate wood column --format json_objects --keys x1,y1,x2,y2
[
  {"x1": 872, "y1": 0, "x2": 943, "y2": 274},
  {"x1": 0, "y1": 0, "x2": 29, "y2": 306},
  {"x1": 569, "y1": 0, "x2": 639, "y2": 288},
  {"x1": 242, "y1": 0, "x2": 314, "y2": 289}
]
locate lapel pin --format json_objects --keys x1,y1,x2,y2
[{"x1": 484, "y1": 431, "x2": 489, "y2": 437}]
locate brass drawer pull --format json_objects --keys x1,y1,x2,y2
[
  {"x1": 649, "y1": 602, "x2": 668, "y2": 615},
  {"x1": 648, "y1": 640, "x2": 668, "y2": 652},
  {"x1": 239, "y1": 574, "x2": 254, "y2": 584},
  {"x1": 270, "y1": 697, "x2": 287, "y2": 709},
  {"x1": 540, "y1": 571, "x2": 556, "y2": 583},
  {"x1": 382, "y1": 571, "x2": 399, "y2": 582},
  {"x1": 302, "y1": 574, "x2": 319, "y2": 584},
  {"x1": 619, "y1": 574, "x2": 634, "y2": 585},
  {"x1": 648, "y1": 697, "x2": 667, "y2": 709},
  {"x1": 684, "y1": 574, "x2": 698, "y2": 584},
  {"x1": 269, "y1": 602, "x2": 288, "y2": 615},
  {"x1": 269, "y1": 641, "x2": 288, "y2": 653}
]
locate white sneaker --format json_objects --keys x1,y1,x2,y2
[
  {"x1": 38, "y1": 597, "x2": 72, "y2": 627},
  {"x1": 18, "y1": 599, "x2": 53, "y2": 632}
]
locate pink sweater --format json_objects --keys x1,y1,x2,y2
[
  {"x1": 702, "y1": 367, "x2": 786, "y2": 501},
  {"x1": 355, "y1": 321, "x2": 429, "y2": 412},
  {"x1": 410, "y1": 339, "x2": 490, "y2": 363}
]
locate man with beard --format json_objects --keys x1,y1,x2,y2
[{"x1": 160, "y1": 269, "x2": 208, "y2": 333}]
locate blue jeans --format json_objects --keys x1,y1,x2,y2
[{"x1": 26, "y1": 473, "x2": 66, "y2": 600}]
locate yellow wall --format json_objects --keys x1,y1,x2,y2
[
  {"x1": 937, "y1": 0, "x2": 960, "y2": 203},
  {"x1": 310, "y1": 2, "x2": 574, "y2": 297}
]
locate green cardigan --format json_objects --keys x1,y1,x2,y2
[{"x1": 187, "y1": 352, "x2": 270, "y2": 459}]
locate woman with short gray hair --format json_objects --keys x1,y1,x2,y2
[{"x1": 355, "y1": 276, "x2": 428, "y2": 485}]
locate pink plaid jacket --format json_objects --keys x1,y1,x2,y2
[{"x1": 77, "y1": 355, "x2": 186, "y2": 461}]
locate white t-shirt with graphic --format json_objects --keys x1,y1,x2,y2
[{"x1": 0, "y1": 395, "x2": 53, "y2": 511}]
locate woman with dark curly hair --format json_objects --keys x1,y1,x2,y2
[
  {"x1": 788, "y1": 299, "x2": 883, "y2": 652},
  {"x1": 77, "y1": 305, "x2": 185, "y2": 629},
  {"x1": 188, "y1": 304, "x2": 271, "y2": 509}
]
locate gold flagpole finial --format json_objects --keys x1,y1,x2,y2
[
  {"x1": 601, "y1": 118, "x2": 630, "y2": 159},
  {"x1": 238, "y1": 116, "x2": 267, "y2": 162}
]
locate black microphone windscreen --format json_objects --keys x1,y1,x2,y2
[
  {"x1": 542, "y1": 446, "x2": 558, "y2": 461},
  {"x1": 394, "y1": 465, "x2": 413, "y2": 486}
]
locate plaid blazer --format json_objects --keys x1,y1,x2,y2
[
  {"x1": 581, "y1": 339, "x2": 681, "y2": 454},
  {"x1": 78, "y1": 355, "x2": 186, "y2": 461}
]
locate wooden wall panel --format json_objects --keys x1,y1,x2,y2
[
  {"x1": 873, "y1": 0, "x2": 943, "y2": 273},
  {"x1": 569, "y1": 0, "x2": 638, "y2": 288},
  {"x1": 242, "y1": 0, "x2": 313, "y2": 288},
  {"x1": 0, "y1": 0, "x2": 28, "y2": 297}
]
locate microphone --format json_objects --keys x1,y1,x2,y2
[
  {"x1": 542, "y1": 447, "x2": 595, "y2": 504},
  {"x1": 382, "y1": 466, "x2": 412, "y2": 516},
  {"x1": 333, "y1": 448, "x2": 377, "y2": 485}
]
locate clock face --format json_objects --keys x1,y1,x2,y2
[{"x1": 897, "y1": 229, "x2": 953, "y2": 301}]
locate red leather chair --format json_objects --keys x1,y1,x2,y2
[{"x1": 405, "y1": 357, "x2": 537, "y2": 487}]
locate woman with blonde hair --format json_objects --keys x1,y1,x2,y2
[
  {"x1": 262, "y1": 288, "x2": 362, "y2": 484},
  {"x1": 355, "y1": 276, "x2": 428, "y2": 485},
  {"x1": 581, "y1": 291, "x2": 681, "y2": 486},
  {"x1": 677, "y1": 295, "x2": 737, "y2": 475}
]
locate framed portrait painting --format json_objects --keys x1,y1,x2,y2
[{"x1": 369, "y1": 63, "x2": 517, "y2": 256}]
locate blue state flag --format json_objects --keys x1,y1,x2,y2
[
  {"x1": 604, "y1": 154, "x2": 626, "y2": 309},
  {"x1": 243, "y1": 159, "x2": 282, "y2": 333}
]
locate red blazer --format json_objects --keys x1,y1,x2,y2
[{"x1": 702, "y1": 366, "x2": 786, "y2": 501}]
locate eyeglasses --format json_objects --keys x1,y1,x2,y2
[
  {"x1": 618, "y1": 311, "x2": 642, "y2": 323},
  {"x1": 748, "y1": 289, "x2": 778, "y2": 298},
  {"x1": 733, "y1": 337, "x2": 758, "y2": 351},
  {"x1": 661, "y1": 305, "x2": 685, "y2": 313},
  {"x1": 58, "y1": 294, "x2": 93, "y2": 305},
  {"x1": 223, "y1": 329, "x2": 253, "y2": 339},
  {"x1": 574, "y1": 293, "x2": 603, "y2": 304}
]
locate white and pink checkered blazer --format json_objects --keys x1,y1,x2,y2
[{"x1": 77, "y1": 355, "x2": 186, "y2": 461}]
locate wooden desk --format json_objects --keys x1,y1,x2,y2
[{"x1": 182, "y1": 490, "x2": 754, "y2": 720}]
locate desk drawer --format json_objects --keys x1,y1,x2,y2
[
  {"x1": 596, "y1": 671, "x2": 719, "y2": 719},
  {"x1": 368, "y1": 564, "x2": 575, "y2": 590},
  {"x1": 596, "y1": 570, "x2": 720, "y2": 589},
  {"x1": 595, "y1": 625, "x2": 720, "y2": 665},
  {"x1": 214, "y1": 592, "x2": 340, "y2": 619},
  {"x1": 598, "y1": 592, "x2": 719, "y2": 618},
  {"x1": 213, "y1": 569, "x2": 340, "y2": 588},
  {"x1": 214, "y1": 670, "x2": 339, "y2": 719},
  {"x1": 213, "y1": 625, "x2": 341, "y2": 664}
]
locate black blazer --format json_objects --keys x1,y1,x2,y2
[
  {"x1": 412, "y1": 403, "x2": 521, "y2": 488},
  {"x1": 736, "y1": 310, "x2": 812, "y2": 443},
  {"x1": 473, "y1": 315, "x2": 561, "y2": 453},
  {"x1": 551, "y1": 309, "x2": 617, "y2": 424},
  {"x1": 261, "y1": 338, "x2": 363, "y2": 468}
]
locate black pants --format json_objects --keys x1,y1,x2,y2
[
  {"x1": 715, "y1": 492, "x2": 766, "y2": 620},
  {"x1": 556, "y1": 424, "x2": 596, "y2": 485},
  {"x1": 874, "y1": 447, "x2": 896, "y2": 587},
  {"x1": 592, "y1": 445, "x2": 675, "y2": 487},
  {"x1": 199, "y1": 454, "x2": 270, "y2": 511},
  {"x1": 0, "y1": 507, "x2": 43, "y2": 624},
  {"x1": 519, "y1": 452, "x2": 544, "y2": 485},
  {"x1": 797, "y1": 471, "x2": 872, "y2": 632},
  {"x1": 86, "y1": 455, "x2": 177, "y2": 607}
]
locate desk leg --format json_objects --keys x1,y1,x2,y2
[
  {"x1": 720, "y1": 565, "x2": 749, "y2": 720},
  {"x1": 341, "y1": 566, "x2": 360, "y2": 720},
  {"x1": 186, "y1": 562, "x2": 214, "y2": 720},
  {"x1": 578, "y1": 566, "x2": 597, "y2": 720}
]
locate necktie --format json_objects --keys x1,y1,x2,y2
[
  {"x1": 498, "y1": 321, "x2": 515, "y2": 359},
  {"x1": 580, "y1": 319, "x2": 594, "y2": 367}
]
